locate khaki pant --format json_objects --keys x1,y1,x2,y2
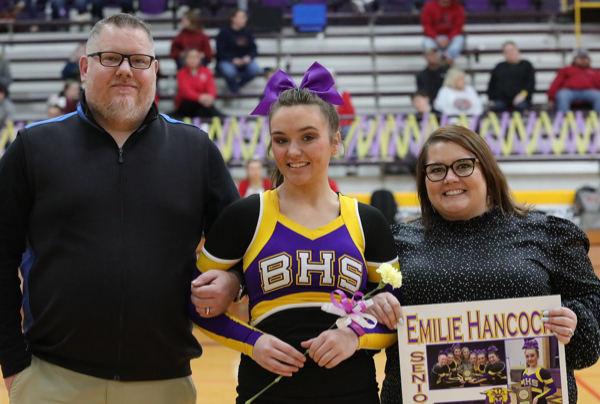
[{"x1": 9, "y1": 356, "x2": 197, "y2": 404}]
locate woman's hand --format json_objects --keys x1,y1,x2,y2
[
  {"x1": 533, "y1": 397, "x2": 539, "y2": 404},
  {"x1": 364, "y1": 292, "x2": 403, "y2": 330},
  {"x1": 4, "y1": 374, "x2": 17, "y2": 391},
  {"x1": 253, "y1": 335, "x2": 306, "y2": 377},
  {"x1": 542, "y1": 307, "x2": 578, "y2": 345},
  {"x1": 300, "y1": 328, "x2": 359, "y2": 369}
]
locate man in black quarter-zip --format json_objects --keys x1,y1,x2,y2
[{"x1": 0, "y1": 13, "x2": 242, "y2": 404}]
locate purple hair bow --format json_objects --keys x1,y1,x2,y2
[
  {"x1": 522, "y1": 339, "x2": 539, "y2": 350},
  {"x1": 488, "y1": 345, "x2": 499, "y2": 353},
  {"x1": 251, "y1": 61, "x2": 344, "y2": 115},
  {"x1": 452, "y1": 343, "x2": 461, "y2": 350}
]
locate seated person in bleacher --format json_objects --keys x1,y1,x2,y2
[
  {"x1": 487, "y1": 41, "x2": 535, "y2": 113},
  {"x1": 62, "y1": 43, "x2": 85, "y2": 81},
  {"x1": 170, "y1": 10, "x2": 213, "y2": 70},
  {"x1": 412, "y1": 90, "x2": 441, "y2": 120},
  {"x1": 416, "y1": 48, "x2": 448, "y2": 105},
  {"x1": 216, "y1": 8, "x2": 260, "y2": 94},
  {"x1": 434, "y1": 68, "x2": 483, "y2": 116},
  {"x1": 421, "y1": 0, "x2": 465, "y2": 66},
  {"x1": 0, "y1": 54, "x2": 12, "y2": 90},
  {"x1": 547, "y1": 48, "x2": 600, "y2": 112},
  {"x1": 0, "y1": 82, "x2": 15, "y2": 129},
  {"x1": 173, "y1": 48, "x2": 223, "y2": 119}
]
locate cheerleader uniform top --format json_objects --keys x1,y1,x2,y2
[
  {"x1": 472, "y1": 361, "x2": 507, "y2": 385},
  {"x1": 430, "y1": 364, "x2": 448, "y2": 389},
  {"x1": 521, "y1": 367, "x2": 557, "y2": 403},
  {"x1": 189, "y1": 190, "x2": 400, "y2": 357}
]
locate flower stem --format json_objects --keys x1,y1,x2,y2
[
  {"x1": 245, "y1": 375, "x2": 283, "y2": 403},
  {"x1": 244, "y1": 283, "x2": 384, "y2": 404}
]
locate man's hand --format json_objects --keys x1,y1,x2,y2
[
  {"x1": 241, "y1": 56, "x2": 251, "y2": 65},
  {"x1": 300, "y1": 328, "x2": 359, "y2": 369},
  {"x1": 253, "y1": 335, "x2": 306, "y2": 376},
  {"x1": 191, "y1": 270, "x2": 240, "y2": 318},
  {"x1": 364, "y1": 292, "x2": 403, "y2": 330},
  {"x1": 513, "y1": 93, "x2": 526, "y2": 106},
  {"x1": 232, "y1": 58, "x2": 244, "y2": 66},
  {"x1": 4, "y1": 374, "x2": 17, "y2": 391},
  {"x1": 198, "y1": 93, "x2": 215, "y2": 107},
  {"x1": 436, "y1": 37, "x2": 449, "y2": 49}
]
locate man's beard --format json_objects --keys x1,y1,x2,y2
[{"x1": 86, "y1": 76, "x2": 154, "y2": 127}]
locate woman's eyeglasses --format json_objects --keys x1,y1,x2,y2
[{"x1": 424, "y1": 158, "x2": 479, "y2": 182}]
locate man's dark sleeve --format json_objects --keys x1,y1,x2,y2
[
  {"x1": 487, "y1": 65, "x2": 500, "y2": 101},
  {"x1": 0, "y1": 134, "x2": 32, "y2": 378},
  {"x1": 247, "y1": 32, "x2": 258, "y2": 59},
  {"x1": 525, "y1": 61, "x2": 536, "y2": 103},
  {"x1": 216, "y1": 29, "x2": 234, "y2": 62},
  {"x1": 203, "y1": 138, "x2": 240, "y2": 237}
]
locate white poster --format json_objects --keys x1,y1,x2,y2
[{"x1": 397, "y1": 295, "x2": 569, "y2": 404}]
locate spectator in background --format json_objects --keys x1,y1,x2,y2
[
  {"x1": 62, "y1": 80, "x2": 81, "y2": 114},
  {"x1": 173, "y1": 48, "x2": 222, "y2": 119},
  {"x1": 170, "y1": 10, "x2": 213, "y2": 70},
  {"x1": 47, "y1": 104, "x2": 63, "y2": 119},
  {"x1": 0, "y1": 82, "x2": 16, "y2": 128},
  {"x1": 412, "y1": 90, "x2": 436, "y2": 116},
  {"x1": 416, "y1": 48, "x2": 448, "y2": 104},
  {"x1": 216, "y1": 8, "x2": 260, "y2": 94},
  {"x1": 434, "y1": 68, "x2": 483, "y2": 116},
  {"x1": 487, "y1": 41, "x2": 535, "y2": 112},
  {"x1": 238, "y1": 157, "x2": 271, "y2": 198},
  {"x1": 330, "y1": 70, "x2": 355, "y2": 129},
  {"x1": 0, "y1": 54, "x2": 12, "y2": 89},
  {"x1": 548, "y1": 48, "x2": 600, "y2": 112},
  {"x1": 421, "y1": 0, "x2": 465, "y2": 66},
  {"x1": 62, "y1": 43, "x2": 86, "y2": 81}
]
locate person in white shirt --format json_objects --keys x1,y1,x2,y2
[{"x1": 434, "y1": 68, "x2": 483, "y2": 116}]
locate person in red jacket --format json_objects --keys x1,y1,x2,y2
[
  {"x1": 238, "y1": 158, "x2": 272, "y2": 198},
  {"x1": 547, "y1": 48, "x2": 600, "y2": 112},
  {"x1": 421, "y1": 0, "x2": 465, "y2": 66},
  {"x1": 170, "y1": 10, "x2": 213, "y2": 70},
  {"x1": 173, "y1": 48, "x2": 223, "y2": 119}
]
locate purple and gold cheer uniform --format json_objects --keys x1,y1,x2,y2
[
  {"x1": 189, "y1": 190, "x2": 399, "y2": 404},
  {"x1": 521, "y1": 367, "x2": 557, "y2": 404}
]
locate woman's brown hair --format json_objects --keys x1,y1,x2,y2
[{"x1": 416, "y1": 126, "x2": 532, "y2": 230}]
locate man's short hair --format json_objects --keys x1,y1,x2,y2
[
  {"x1": 230, "y1": 7, "x2": 246, "y2": 20},
  {"x1": 502, "y1": 41, "x2": 517, "y2": 50},
  {"x1": 411, "y1": 90, "x2": 429, "y2": 100},
  {"x1": 86, "y1": 13, "x2": 154, "y2": 54},
  {"x1": 0, "y1": 82, "x2": 7, "y2": 95}
]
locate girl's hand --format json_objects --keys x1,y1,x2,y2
[
  {"x1": 253, "y1": 335, "x2": 306, "y2": 377},
  {"x1": 300, "y1": 328, "x2": 359, "y2": 369},
  {"x1": 365, "y1": 292, "x2": 403, "y2": 330},
  {"x1": 542, "y1": 307, "x2": 578, "y2": 345}
]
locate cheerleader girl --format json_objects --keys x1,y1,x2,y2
[
  {"x1": 521, "y1": 339, "x2": 557, "y2": 404},
  {"x1": 453, "y1": 343, "x2": 462, "y2": 363},
  {"x1": 431, "y1": 351, "x2": 449, "y2": 389},
  {"x1": 188, "y1": 62, "x2": 400, "y2": 404},
  {"x1": 470, "y1": 345, "x2": 507, "y2": 386}
]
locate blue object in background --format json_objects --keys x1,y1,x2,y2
[{"x1": 292, "y1": 4, "x2": 327, "y2": 32}]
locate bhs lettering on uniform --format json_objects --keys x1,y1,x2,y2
[{"x1": 259, "y1": 251, "x2": 364, "y2": 294}]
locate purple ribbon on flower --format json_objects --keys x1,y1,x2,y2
[
  {"x1": 321, "y1": 289, "x2": 377, "y2": 336},
  {"x1": 251, "y1": 61, "x2": 345, "y2": 116},
  {"x1": 522, "y1": 339, "x2": 539, "y2": 350}
]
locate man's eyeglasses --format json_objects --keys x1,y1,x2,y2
[
  {"x1": 424, "y1": 158, "x2": 479, "y2": 182},
  {"x1": 87, "y1": 52, "x2": 155, "y2": 70}
]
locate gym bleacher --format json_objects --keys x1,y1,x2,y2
[{"x1": 0, "y1": 0, "x2": 595, "y2": 120}]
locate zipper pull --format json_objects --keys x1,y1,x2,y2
[{"x1": 118, "y1": 148, "x2": 123, "y2": 163}]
